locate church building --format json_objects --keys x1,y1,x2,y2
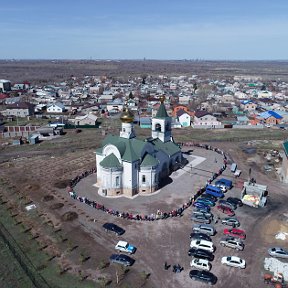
[{"x1": 95, "y1": 96, "x2": 183, "y2": 197}]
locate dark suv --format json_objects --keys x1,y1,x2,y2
[
  {"x1": 189, "y1": 270, "x2": 217, "y2": 285},
  {"x1": 110, "y1": 254, "x2": 134, "y2": 266},
  {"x1": 102, "y1": 223, "x2": 125, "y2": 235},
  {"x1": 188, "y1": 247, "x2": 214, "y2": 261},
  {"x1": 190, "y1": 232, "x2": 212, "y2": 242}
]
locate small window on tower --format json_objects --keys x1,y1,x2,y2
[
  {"x1": 142, "y1": 175, "x2": 146, "y2": 183},
  {"x1": 155, "y1": 123, "x2": 161, "y2": 131}
]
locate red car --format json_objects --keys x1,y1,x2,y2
[
  {"x1": 216, "y1": 205, "x2": 235, "y2": 216},
  {"x1": 223, "y1": 228, "x2": 246, "y2": 240}
]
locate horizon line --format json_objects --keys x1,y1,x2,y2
[{"x1": 1, "y1": 58, "x2": 288, "y2": 62}]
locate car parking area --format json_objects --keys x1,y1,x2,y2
[{"x1": 68, "y1": 144, "x2": 288, "y2": 287}]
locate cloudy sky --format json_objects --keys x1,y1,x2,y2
[{"x1": 1, "y1": 0, "x2": 288, "y2": 60}]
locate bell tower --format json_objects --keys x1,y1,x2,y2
[{"x1": 151, "y1": 96, "x2": 172, "y2": 143}]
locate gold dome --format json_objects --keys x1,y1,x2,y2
[
  {"x1": 120, "y1": 106, "x2": 134, "y2": 123},
  {"x1": 159, "y1": 95, "x2": 166, "y2": 103}
]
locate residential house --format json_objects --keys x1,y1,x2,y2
[
  {"x1": 2, "y1": 102, "x2": 35, "y2": 117},
  {"x1": 106, "y1": 99, "x2": 124, "y2": 114},
  {"x1": 193, "y1": 111, "x2": 222, "y2": 128},
  {"x1": 172, "y1": 105, "x2": 194, "y2": 117},
  {"x1": 178, "y1": 94, "x2": 191, "y2": 105},
  {"x1": 47, "y1": 102, "x2": 66, "y2": 113},
  {"x1": 176, "y1": 109, "x2": 191, "y2": 127},
  {"x1": 139, "y1": 117, "x2": 152, "y2": 128},
  {"x1": 0, "y1": 79, "x2": 11, "y2": 92},
  {"x1": 257, "y1": 90, "x2": 273, "y2": 98},
  {"x1": 240, "y1": 100, "x2": 257, "y2": 112},
  {"x1": 70, "y1": 113, "x2": 98, "y2": 126},
  {"x1": 221, "y1": 94, "x2": 235, "y2": 104},
  {"x1": 257, "y1": 111, "x2": 283, "y2": 125},
  {"x1": 234, "y1": 91, "x2": 248, "y2": 99},
  {"x1": 236, "y1": 116, "x2": 249, "y2": 125}
]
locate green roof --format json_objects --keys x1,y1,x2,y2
[
  {"x1": 283, "y1": 140, "x2": 288, "y2": 157},
  {"x1": 140, "y1": 154, "x2": 158, "y2": 167},
  {"x1": 155, "y1": 103, "x2": 169, "y2": 118},
  {"x1": 151, "y1": 138, "x2": 180, "y2": 156},
  {"x1": 100, "y1": 153, "x2": 122, "y2": 169},
  {"x1": 97, "y1": 135, "x2": 146, "y2": 163},
  {"x1": 122, "y1": 141, "x2": 138, "y2": 162}
]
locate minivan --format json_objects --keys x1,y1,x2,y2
[
  {"x1": 193, "y1": 224, "x2": 216, "y2": 236},
  {"x1": 205, "y1": 185, "x2": 224, "y2": 198}
]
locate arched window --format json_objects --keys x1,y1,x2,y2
[{"x1": 155, "y1": 123, "x2": 161, "y2": 132}]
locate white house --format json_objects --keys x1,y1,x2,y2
[
  {"x1": 95, "y1": 96, "x2": 183, "y2": 197},
  {"x1": 70, "y1": 113, "x2": 98, "y2": 126},
  {"x1": 176, "y1": 109, "x2": 191, "y2": 127},
  {"x1": 47, "y1": 102, "x2": 66, "y2": 113},
  {"x1": 193, "y1": 111, "x2": 222, "y2": 128}
]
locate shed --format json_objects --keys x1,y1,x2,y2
[{"x1": 28, "y1": 134, "x2": 39, "y2": 145}]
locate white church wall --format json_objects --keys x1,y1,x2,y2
[{"x1": 139, "y1": 168, "x2": 157, "y2": 193}]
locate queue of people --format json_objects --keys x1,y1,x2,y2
[{"x1": 67, "y1": 143, "x2": 228, "y2": 221}]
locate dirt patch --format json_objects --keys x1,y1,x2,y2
[
  {"x1": 50, "y1": 203, "x2": 64, "y2": 210},
  {"x1": 42, "y1": 195, "x2": 54, "y2": 202},
  {"x1": 261, "y1": 218, "x2": 288, "y2": 244},
  {"x1": 61, "y1": 211, "x2": 78, "y2": 221},
  {"x1": 54, "y1": 180, "x2": 71, "y2": 189}
]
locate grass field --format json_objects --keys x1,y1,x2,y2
[{"x1": 0, "y1": 237, "x2": 35, "y2": 288}]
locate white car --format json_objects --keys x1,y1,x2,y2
[
  {"x1": 221, "y1": 256, "x2": 246, "y2": 269},
  {"x1": 190, "y1": 258, "x2": 211, "y2": 271},
  {"x1": 190, "y1": 239, "x2": 214, "y2": 253},
  {"x1": 115, "y1": 241, "x2": 136, "y2": 254}
]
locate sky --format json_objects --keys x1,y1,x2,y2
[{"x1": 1, "y1": 0, "x2": 288, "y2": 60}]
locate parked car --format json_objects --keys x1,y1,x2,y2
[
  {"x1": 227, "y1": 197, "x2": 243, "y2": 207},
  {"x1": 218, "y1": 200, "x2": 237, "y2": 210},
  {"x1": 215, "y1": 178, "x2": 233, "y2": 189},
  {"x1": 216, "y1": 205, "x2": 235, "y2": 216},
  {"x1": 190, "y1": 232, "x2": 212, "y2": 242},
  {"x1": 205, "y1": 185, "x2": 224, "y2": 198},
  {"x1": 193, "y1": 201, "x2": 211, "y2": 211},
  {"x1": 221, "y1": 256, "x2": 246, "y2": 269},
  {"x1": 188, "y1": 247, "x2": 214, "y2": 261},
  {"x1": 103, "y1": 223, "x2": 125, "y2": 235},
  {"x1": 223, "y1": 228, "x2": 246, "y2": 240},
  {"x1": 115, "y1": 241, "x2": 136, "y2": 254},
  {"x1": 268, "y1": 247, "x2": 288, "y2": 259},
  {"x1": 221, "y1": 217, "x2": 240, "y2": 227},
  {"x1": 220, "y1": 237, "x2": 244, "y2": 251},
  {"x1": 109, "y1": 254, "x2": 134, "y2": 266},
  {"x1": 193, "y1": 224, "x2": 216, "y2": 236},
  {"x1": 214, "y1": 184, "x2": 227, "y2": 193},
  {"x1": 192, "y1": 210, "x2": 213, "y2": 219},
  {"x1": 200, "y1": 194, "x2": 217, "y2": 202},
  {"x1": 189, "y1": 270, "x2": 217, "y2": 285},
  {"x1": 191, "y1": 214, "x2": 211, "y2": 224},
  {"x1": 190, "y1": 258, "x2": 211, "y2": 271},
  {"x1": 190, "y1": 239, "x2": 214, "y2": 253},
  {"x1": 196, "y1": 198, "x2": 216, "y2": 207}
]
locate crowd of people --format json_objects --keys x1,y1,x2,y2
[{"x1": 67, "y1": 143, "x2": 228, "y2": 221}]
